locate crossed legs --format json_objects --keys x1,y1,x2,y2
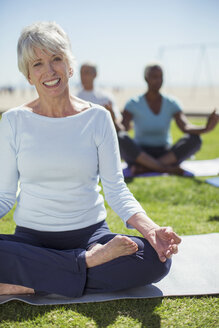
[
  {"x1": 0, "y1": 222, "x2": 171, "y2": 297},
  {"x1": 0, "y1": 235, "x2": 138, "y2": 296},
  {"x1": 118, "y1": 132, "x2": 202, "y2": 175}
]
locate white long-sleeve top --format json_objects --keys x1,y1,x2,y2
[{"x1": 0, "y1": 105, "x2": 145, "y2": 231}]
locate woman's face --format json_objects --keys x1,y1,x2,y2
[
  {"x1": 28, "y1": 48, "x2": 72, "y2": 97},
  {"x1": 146, "y1": 67, "x2": 163, "y2": 92},
  {"x1": 80, "y1": 65, "x2": 96, "y2": 90}
]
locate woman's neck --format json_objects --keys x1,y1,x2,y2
[
  {"x1": 145, "y1": 89, "x2": 161, "y2": 101},
  {"x1": 144, "y1": 90, "x2": 162, "y2": 114},
  {"x1": 27, "y1": 93, "x2": 90, "y2": 118}
]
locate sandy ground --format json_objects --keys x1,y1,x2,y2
[{"x1": 0, "y1": 86, "x2": 219, "y2": 116}]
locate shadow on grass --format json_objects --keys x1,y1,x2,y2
[
  {"x1": 125, "y1": 175, "x2": 209, "y2": 186},
  {"x1": 73, "y1": 298, "x2": 162, "y2": 327},
  {"x1": 208, "y1": 215, "x2": 219, "y2": 222},
  {"x1": 124, "y1": 177, "x2": 134, "y2": 184},
  {"x1": 0, "y1": 298, "x2": 162, "y2": 327}
]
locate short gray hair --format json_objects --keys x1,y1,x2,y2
[
  {"x1": 17, "y1": 21, "x2": 76, "y2": 79},
  {"x1": 144, "y1": 62, "x2": 162, "y2": 80}
]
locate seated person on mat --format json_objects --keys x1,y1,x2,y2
[
  {"x1": 77, "y1": 63, "x2": 181, "y2": 175},
  {"x1": 0, "y1": 22, "x2": 181, "y2": 297},
  {"x1": 120, "y1": 63, "x2": 219, "y2": 175},
  {"x1": 76, "y1": 62, "x2": 121, "y2": 122}
]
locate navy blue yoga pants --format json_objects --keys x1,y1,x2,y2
[{"x1": 0, "y1": 221, "x2": 171, "y2": 297}]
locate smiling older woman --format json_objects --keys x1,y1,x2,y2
[{"x1": 0, "y1": 22, "x2": 181, "y2": 297}]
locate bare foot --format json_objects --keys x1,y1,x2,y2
[
  {"x1": 130, "y1": 164, "x2": 150, "y2": 176},
  {"x1": 166, "y1": 165, "x2": 184, "y2": 176},
  {"x1": 131, "y1": 164, "x2": 184, "y2": 176},
  {"x1": 86, "y1": 235, "x2": 138, "y2": 268},
  {"x1": 0, "y1": 283, "x2": 34, "y2": 295}
]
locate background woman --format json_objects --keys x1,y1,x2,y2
[{"x1": 121, "y1": 64, "x2": 219, "y2": 175}]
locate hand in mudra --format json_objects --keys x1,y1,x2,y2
[
  {"x1": 205, "y1": 109, "x2": 219, "y2": 132},
  {"x1": 147, "y1": 227, "x2": 181, "y2": 262}
]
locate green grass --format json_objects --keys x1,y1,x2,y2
[{"x1": 0, "y1": 118, "x2": 219, "y2": 327}]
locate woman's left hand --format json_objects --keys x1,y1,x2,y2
[
  {"x1": 205, "y1": 109, "x2": 219, "y2": 132},
  {"x1": 146, "y1": 227, "x2": 182, "y2": 262}
]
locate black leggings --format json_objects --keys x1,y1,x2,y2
[{"x1": 118, "y1": 131, "x2": 202, "y2": 165}]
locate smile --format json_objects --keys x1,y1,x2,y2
[{"x1": 43, "y1": 78, "x2": 60, "y2": 87}]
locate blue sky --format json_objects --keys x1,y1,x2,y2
[{"x1": 1, "y1": 0, "x2": 219, "y2": 88}]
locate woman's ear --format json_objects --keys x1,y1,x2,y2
[
  {"x1": 69, "y1": 68, "x2": 73, "y2": 78},
  {"x1": 28, "y1": 74, "x2": 33, "y2": 85}
]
